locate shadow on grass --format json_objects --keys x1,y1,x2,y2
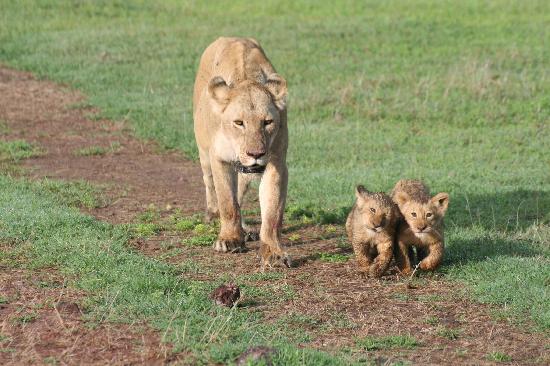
[
  {"x1": 444, "y1": 234, "x2": 545, "y2": 266},
  {"x1": 448, "y1": 189, "x2": 549, "y2": 231}
]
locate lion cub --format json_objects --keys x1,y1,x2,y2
[
  {"x1": 346, "y1": 185, "x2": 399, "y2": 277},
  {"x1": 391, "y1": 180, "x2": 449, "y2": 274}
]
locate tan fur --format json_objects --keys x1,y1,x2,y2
[
  {"x1": 391, "y1": 180, "x2": 450, "y2": 274},
  {"x1": 193, "y1": 37, "x2": 290, "y2": 268},
  {"x1": 346, "y1": 186, "x2": 399, "y2": 277}
]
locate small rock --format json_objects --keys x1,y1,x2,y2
[
  {"x1": 209, "y1": 283, "x2": 240, "y2": 307},
  {"x1": 236, "y1": 346, "x2": 276, "y2": 366}
]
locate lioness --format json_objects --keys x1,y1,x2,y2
[{"x1": 193, "y1": 37, "x2": 290, "y2": 268}]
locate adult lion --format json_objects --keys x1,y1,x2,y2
[{"x1": 193, "y1": 37, "x2": 290, "y2": 268}]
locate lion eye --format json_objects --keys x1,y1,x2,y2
[
  {"x1": 411, "y1": 212, "x2": 417, "y2": 218},
  {"x1": 426, "y1": 212, "x2": 432, "y2": 218},
  {"x1": 233, "y1": 120, "x2": 244, "y2": 126},
  {"x1": 263, "y1": 119, "x2": 273, "y2": 126},
  {"x1": 370, "y1": 207, "x2": 376, "y2": 213}
]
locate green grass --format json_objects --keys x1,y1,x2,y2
[
  {"x1": 315, "y1": 252, "x2": 351, "y2": 263},
  {"x1": 355, "y1": 335, "x2": 419, "y2": 351},
  {"x1": 0, "y1": 175, "x2": 358, "y2": 365},
  {"x1": 0, "y1": 0, "x2": 548, "y2": 336},
  {"x1": 0, "y1": 140, "x2": 41, "y2": 162},
  {"x1": 74, "y1": 142, "x2": 120, "y2": 157},
  {"x1": 487, "y1": 351, "x2": 512, "y2": 362},
  {"x1": 436, "y1": 327, "x2": 461, "y2": 340}
]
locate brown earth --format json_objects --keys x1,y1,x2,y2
[{"x1": 0, "y1": 66, "x2": 548, "y2": 365}]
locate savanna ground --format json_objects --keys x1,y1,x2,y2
[{"x1": 0, "y1": 1, "x2": 549, "y2": 365}]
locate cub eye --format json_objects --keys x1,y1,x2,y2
[
  {"x1": 263, "y1": 119, "x2": 273, "y2": 126},
  {"x1": 233, "y1": 120, "x2": 244, "y2": 126},
  {"x1": 369, "y1": 207, "x2": 376, "y2": 213},
  {"x1": 411, "y1": 212, "x2": 417, "y2": 218},
  {"x1": 426, "y1": 212, "x2": 433, "y2": 218}
]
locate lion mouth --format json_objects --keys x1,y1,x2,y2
[{"x1": 234, "y1": 162, "x2": 266, "y2": 174}]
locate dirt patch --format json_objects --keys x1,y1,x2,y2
[
  {"x1": 0, "y1": 264, "x2": 181, "y2": 365},
  {"x1": 1, "y1": 66, "x2": 548, "y2": 365},
  {"x1": 0, "y1": 67, "x2": 204, "y2": 224}
]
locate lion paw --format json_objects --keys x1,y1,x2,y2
[
  {"x1": 205, "y1": 210, "x2": 219, "y2": 223},
  {"x1": 213, "y1": 238, "x2": 246, "y2": 253},
  {"x1": 259, "y1": 244, "x2": 292, "y2": 270}
]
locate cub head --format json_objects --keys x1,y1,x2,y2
[
  {"x1": 354, "y1": 185, "x2": 397, "y2": 233},
  {"x1": 393, "y1": 191, "x2": 449, "y2": 234},
  {"x1": 208, "y1": 74, "x2": 287, "y2": 172}
]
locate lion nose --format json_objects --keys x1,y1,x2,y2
[
  {"x1": 246, "y1": 150, "x2": 265, "y2": 159},
  {"x1": 418, "y1": 225, "x2": 427, "y2": 232}
]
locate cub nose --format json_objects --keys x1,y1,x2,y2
[
  {"x1": 418, "y1": 225, "x2": 427, "y2": 232},
  {"x1": 374, "y1": 217, "x2": 386, "y2": 229},
  {"x1": 246, "y1": 150, "x2": 266, "y2": 159}
]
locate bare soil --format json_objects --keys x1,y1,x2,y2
[{"x1": 1, "y1": 66, "x2": 548, "y2": 365}]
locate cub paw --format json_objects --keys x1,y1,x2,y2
[
  {"x1": 213, "y1": 239, "x2": 246, "y2": 253},
  {"x1": 244, "y1": 230, "x2": 260, "y2": 242}
]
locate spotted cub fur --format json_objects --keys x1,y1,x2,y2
[
  {"x1": 391, "y1": 179, "x2": 449, "y2": 274},
  {"x1": 346, "y1": 185, "x2": 399, "y2": 277}
]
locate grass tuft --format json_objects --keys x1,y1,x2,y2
[{"x1": 355, "y1": 335, "x2": 419, "y2": 351}]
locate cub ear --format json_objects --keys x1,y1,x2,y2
[
  {"x1": 265, "y1": 73, "x2": 287, "y2": 110},
  {"x1": 355, "y1": 185, "x2": 370, "y2": 202},
  {"x1": 208, "y1": 76, "x2": 231, "y2": 113},
  {"x1": 431, "y1": 192, "x2": 449, "y2": 215},
  {"x1": 393, "y1": 191, "x2": 409, "y2": 207}
]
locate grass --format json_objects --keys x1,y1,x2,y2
[
  {"x1": 0, "y1": 140, "x2": 41, "y2": 162},
  {"x1": 355, "y1": 335, "x2": 419, "y2": 351},
  {"x1": 0, "y1": 174, "x2": 358, "y2": 365},
  {"x1": 0, "y1": 0, "x2": 548, "y2": 351},
  {"x1": 487, "y1": 351, "x2": 512, "y2": 362},
  {"x1": 74, "y1": 142, "x2": 120, "y2": 157},
  {"x1": 315, "y1": 252, "x2": 351, "y2": 263},
  {"x1": 436, "y1": 327, "x2": 461, "y2": 340}
]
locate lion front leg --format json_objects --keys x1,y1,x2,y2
[
  {"x1": 419, "y1": 241, "x2": 444, "y2": 271},
  {"x1": 198, "y1": 149, "x2": 219, "y2": 222},
  {"x1": 369, "y1": 240, "x2": 393, "y2": 278},
  {"x1": 210, "y1": 158, "x2": 245, "y2": 253},
  {"x1": 237, "y1": 173, "x2": 260, "y2": 242},
  {"x1": 258, "y1": 162, "x2": 290, "y2": 268},
  {"x1": 394, "y1": 238, "x2": 414, "y2": 275}
]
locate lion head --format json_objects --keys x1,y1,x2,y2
[
  {"x1": 393, "y1": 190, "x2": 449, "y2": 235},
  {"x1": 207, "y1": 74, "x2": 287, "y2": 172},
  {"x1": 354, "y1": 185, "x2": 398, "y2": 233}
]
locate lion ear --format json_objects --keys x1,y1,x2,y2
[
  {"x1": 208, "y1": 76, "x2": 231, "y2": 113},
  {"x1": 355, "y1": 185, "x2": 370, "y2": 204},
  {"x1": 431, "y1": 192, "x2": 449, "y2": 215},
  {"x1": 393, "y1": 191, "x2": 409, "y2": 207},
  {"x1": 265, "y1": 73, "x2": 287, "y2": 110}
]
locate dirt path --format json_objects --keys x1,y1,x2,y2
[
  {"x1": 0, "y1": 67, "x2": 204, "y2": 223},
  {"x1": 1, "y1": 66, "x2": 548, "y2": 365}
]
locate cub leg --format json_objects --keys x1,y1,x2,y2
[
  {"x1": 352, "y1": 242, "x2": 373, "y2": 274},
  {"x1": 199, "y1": 149, "x2": 218, "y2": 222},
  {"x1": 369, "y1": 240, "x2": 393, "y2": 278},
  {"x1": 210, "y1": 158, "x2": 245, "y2": 253},
  {"x1": 258, "y1": 162, "x2": 290, "y2": 268},
  {"x1": 394, "y1": 238, "x2": 414, "y2": 275},
  {"x1": 237, "y1": 173, "x2": 259, "y2": 242},
  {"x1": 416, "y1": 247, "x2": 428, "y2": 263},
  {"x1": 418, "y1": 241, "x2": 444, "y2": 271}
]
